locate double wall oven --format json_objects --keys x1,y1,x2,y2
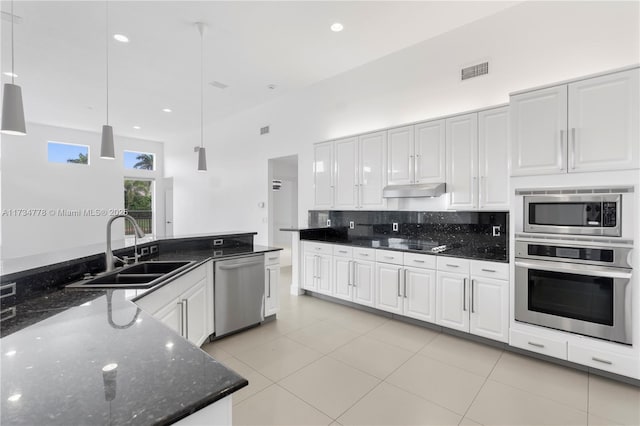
[{"x1": 515, "y1": 186, "x2": 635, "y2": 345}]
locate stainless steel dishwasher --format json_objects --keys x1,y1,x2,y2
[{"x1": 214, "y1": 254, "x2": 265, "y2": 337}]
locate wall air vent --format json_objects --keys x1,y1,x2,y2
[
  {"x1": 260, "y1": 126, "x2": 270, "y2": 135},
  {"x1": 272, "y1": 179, "x2": 282, "y2": 191},
  {"x1": 209, "y1": 80, "x2": 229, "y2": 89},
  {"x1": 461, "y1": 62, "x2": 489, "y2": 81}
]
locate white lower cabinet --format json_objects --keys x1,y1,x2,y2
[
  {"x1": 376, "y1": 261, "x2": 404, "y2": 314},
  {"x1": 136, "y1": 260, "x2": 213, "y2": 347},
  {"x1": 302, "y1": 242, "x2": 333, "y2": 295},
  {"x1": 436, "y1": 257, "x2": 509, "y2": 343},
  {"x1": 264, "y1": 251, "x2": 280, "y2": 316},
  {"x1": 332, "y1": 246, "x2": 375, "y2": 307}
]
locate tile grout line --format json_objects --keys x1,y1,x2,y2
[{"x1": 459, "y1": 348, "x2": 505, "y2": 423}]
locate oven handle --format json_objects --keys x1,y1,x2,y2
[{"x1": 515, "y1": 260, "x2": 632, "y2": 279}]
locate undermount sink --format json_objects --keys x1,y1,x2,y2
[{"x1": 67, "y1": 261, "x2": 196, "y2": 290}]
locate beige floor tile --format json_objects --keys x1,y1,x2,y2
[
  {"x1": 459, "y1": 417, "x2": 483, "y2": 426},
  {"x1": 588, "y1": 413, "x2": 623, "y2": 426},
  {"x1": 217, "y1": 357, "x2": 272, "y2": 405},
  {"x1": 279, "y1": 356, "x2": 380, "y2": 419},
  {"x1": 287, "y1": 319, "x2": 361, "y2": 354},
  {"x1": 200, "y1": 342, "x2": 233, "y2": 361},
  {"x1": 366, "y1": 319, "x2": 439, "y2": 352},
  {"x1": 588, "y1": 374, "x2": 640, "y2": 426},
  {"x1": 338, "y1": 382, "x2": 461, "y2": 426},
  {"x1": 419, "y1": 333, "x2": 502, "y2": 377},
  {"x1": 329, "y1": 335, "x2": 413, "y2": 379},
  {"x1": 489, "y1": 352, "x2": 588, "y2": 412},
  {"x1": 235, "y1": 336, "x2": 323, "y2": 381},
  {"x1": 331, "y1": 308, "x2": 389, "y2": 334},
  {"x1": 386, "y1": 353, "x2": 485, "y2": 415},
  {"x1": 467, "y1": 380, "x2": 587, "y2": 426},
  {"x1": 212, "y1": 321, "x2": 283, "y2": 355},
  {"x1": 233, "y1": 384, "x2": 333, "y2": 426}
]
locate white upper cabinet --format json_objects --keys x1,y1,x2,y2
[
  {"x1": 334, "y1": 137, "x2": 358, "y2": 209},
  {"x1": 568, "y1": 69, "x2": 639, "y2": 172},
  {"x1": 313, "y1": 141, "x2": 334, "y2": 208},
  {"x1": 386, "y1": 120, "x2": 445, "y2": 186},
  {"x1": 387, "y1": 126, "x2": 414, "y2": 185},
  {"x1": 358, "y1": 131, "x2": 387, "y2": 208},
  {"x1": 478, "y1": 107, "x2": 509, "y2": 210},
  {"x1": 414, "y1": 119, "x2": 446, "y2": 183},
  {"x1": 511, "y1": 68, "x2": 639, "y2": 176},
  {"x1": 446, "y1": 113, "x2": 478, "y2": 210}
]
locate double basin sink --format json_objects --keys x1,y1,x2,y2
[{"x1": 67, "y1": 261, "x2": 196, "y2": 290}]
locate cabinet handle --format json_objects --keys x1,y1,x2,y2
[
  {"x1": 463, "y1": 278, "x2": 467, "y2": 311},
  {"x1": 570, "y1": 127, "x2": 576, "y2": 170},
  {"x1": 268, "y1": 256, "x2": 278, "y2": 261},
  {"x1": 183, "y1": 299, "x2": 189, "y2": 338},
  {"x1": 315, "y1": 247, "x2": 322, "y2": 251},
  {"x1": 397, "y1": 269, "x2": 402, "y2": 297},
  {"x1": 591, "y1": 357, "x2": 613, "y2": 365},
  {"x1": 316, "y1": 256, "x2": 321, "y2": 279},
  {"x1": 471, "y1": 279, "x2": 475, "y2": 314},
  {"x1": 403, "y1": 269, "x2": 408, "y2": 298},
  {"x1": 360, "y1": 253, "x2": 369, "y2": 257},
  {"x1": 446, "y1": 264, "x2": 460, "y2": 268},
  {"x1": 412, "y1": 259, "x2": 425, "y2": 264},
  {"x1": 354, "y1": 262, "x2": 359, "y2": 288},
  {"x1": 177, "y1": 301, "x2": 184, "y2": 336},
  {"x1": 384, "y1": 256, "x2": 395, "y2": 260},
  {"x1": 348, "y1": 261, "x2": 353, "y2": 286},
  {"x1": 559, "y1": 130, "x2": 565, "y2": 171},
  {"x1": 267, "y1": 268, "x2": 271, "y2": 297},
  {"x1": 339, "y1": 250, "x2": 348, "y2": 253},
  {"x1": 527, "y1": 341, "x2": 545, "y2": 348},
  {"x1": 481, "y1": 268, "x2": 496, "y2": 273}
]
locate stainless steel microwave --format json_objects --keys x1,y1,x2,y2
[{"x1": 524, "y1": 194, "x2": 621, "y2": 237}]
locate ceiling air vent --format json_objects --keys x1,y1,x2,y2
[
  {"x1": 461, "y1": 62, "x2": 489, "y2": 81},
  {"x1": 209, "y1": 80, "x2": 229, "y2": 89},
  {"x1": 260, "y1": 126, "x2": 270, "y2": 135}
]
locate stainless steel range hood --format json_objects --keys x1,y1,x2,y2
[{"x1": 382, "y1": 183, "x2": 446, "y2": 198}]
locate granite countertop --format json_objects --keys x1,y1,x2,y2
[{"x1": 1, "y1": 235, "x2": 282, "y2": 425}]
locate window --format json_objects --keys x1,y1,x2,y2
[
  {"x1": 124, "y1": 179, "x2": 153, "y2": 236},
  {"x1": 48, "y1": 141, "x2": 89, "y2": 165},
  {"x1": 124, "y1": 151, "x2": 154, "y2": 171}
]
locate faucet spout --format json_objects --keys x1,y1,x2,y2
[{"x1": 105, "y1": 214, "x2": 146, "y2": 272}]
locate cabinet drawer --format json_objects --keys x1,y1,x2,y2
[
  {"x1": 437, "y1": 256, "x2": 470, "y2": 274},
  {"x1": 265, "y1": 251, "x2": 280, "y2": 266},
  {"x1": 510, "y1": 329, "x2": 567, "y2": 359},
  {"x1": 471, "y1": 260, "x2": 509, "y2": 280},
  {"x1": 404, "y1": 252, "x2": 436, "y2": 269},
  {"x1": 376, "y1": 250, "x2": 403, "y2": 265},
  {"x1": 354, "y1": 247, "x2": 375, "y2": 260},
  {"x1": 333, "y1": 245, "x2": 354, "y2": 258},
  {"x1": 303, "y1": 241, "x2": 333, "y2": 255},
  {"x1": 568, "y1": 344, "x2": 639, "y2": 378}
]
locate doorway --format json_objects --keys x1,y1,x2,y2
[{"x1": 268, "y1": 155, "x2": 298, "y2": 267}]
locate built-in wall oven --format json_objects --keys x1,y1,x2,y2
[{"x1": 515, "y1": 237, "x2": 633, "y2": 344}]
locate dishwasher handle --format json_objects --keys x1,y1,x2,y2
[{"x1": 218, "y1": 260, "x2": 263, "y2": 270}]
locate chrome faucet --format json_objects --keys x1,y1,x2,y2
[{"x1": 105, "y1": 214, "x2": 146, "y2": 272}]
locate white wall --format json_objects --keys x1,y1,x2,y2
[
  {"x1": 164, "y1": 1, "x2": 639, "y2": 246},
  {"x1": 1, "y1": 123, "x2": 165, "y2": 259}
]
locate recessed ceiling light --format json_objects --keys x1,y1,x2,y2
[
  {"x1": 7, "y1": 394, "x2": 21, "y2": 402},
  {"x1": 330, "y1": 22, "x2": 344, "y2": 32},
  {"x1": 113, "y1": 34, "x2": 129, "y2": 43},
  {"x1": 3, "y1": 72, "x2": 17, "y2": 78},
  {"x1": 133, "y1": 125, "x2": 141, "y2": 130},
  {"x1": 5, "y1": 350, "x2": 16, "y2": 357},
  {"x1": 162, "y1": 108, "x2": 172, "y2": 113}
]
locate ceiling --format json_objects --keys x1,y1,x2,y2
[{"x1": 1, "y1": 1, "x2": 518, "y2": 143}]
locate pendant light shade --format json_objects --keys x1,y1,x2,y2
[
  {"x1": 197, "y1": 146, "x2": 207, "y2": 172},
  {"x1": 1, "y1": 83, "x2": 26, "y2": 135},
  {"x1": 1, "y1": 0, "x2": 26, "y2": 136},
  {"x1": 100, "y1": 125, "x2": 115, "y2": 159}
]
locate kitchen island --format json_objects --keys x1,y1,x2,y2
[{"x1": 0, "y1": 232, "x2": 281, "y2": 425}]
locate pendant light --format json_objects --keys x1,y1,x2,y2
[
  {"x1": 196, "y1": 22, "x2": 207, "y2": 172},
  {"x1": 100, "y1": 1, "x2": 115, "y2": 159},
  {"x1": 1, "y1": 0, "x2": 26, "y2": 135}
]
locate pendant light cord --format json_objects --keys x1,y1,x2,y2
[
  {"x1": 10, "y1": 0, "x2": 15, "y2": 84},
  {"x1": 105, "y1": 0, "x2": 109, "y2": 125}
]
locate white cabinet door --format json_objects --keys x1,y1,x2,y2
[
  {"x1": 469, "y1": 277, "x2": 508, "y2": 343},
  {"x1": 303, "y1": 253, "x2": 317, "y2": 291},
  {"x1": 478, "y1": 107, "x2": 509, "y2": 210},
  {"x1": 387, "y1": 126, "x2": 414, "y2": 185},
  {"x1": 403, "y1": 267, "x2": 436, "y2": 323},
  {"x1": 313, "y1": 142, "x2": 334, "y2": 208},
  {"x1": 183, "y1": 280, "x2": 209, "y2": 346},
  {"x1": 317, "y1": 254, "x2": 332, "y2": 295},
  {"x1": 446, "y1": 113, "x2": 478, "y2": 209},
  {"x1": 353, "y1": 260, "x2": 375, "y2": 307},
  {"x1": 510, "y1": 85, "x2": 568, "y2": 176},
  {"x1": 265, "y1": 265, "x2": 280, "y2": 316},
  {"x1": 436, "y1": 271, "x2": 469, "y2": 333},
  {"x1": 415, "y1": 119, "x2": 446, "y2": 184},
  {"x1": 358, "y1": 131, "x2": 387, "y2": 209},
  {"x1": 334, "y1": 137, "x2": 358, "y2": 208},
  {"x1": 154, "y1": 300, "x2": 182, "y2": 335},
  {"x1": 568, "y1": 69, "x2": 639, "y2": 172},
  {"x1": 333, "y1": 257, "x2": 352, "y2": 302},
  {"x1": 376, "y1": 263, "x2": 403, "y2": 314}
]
